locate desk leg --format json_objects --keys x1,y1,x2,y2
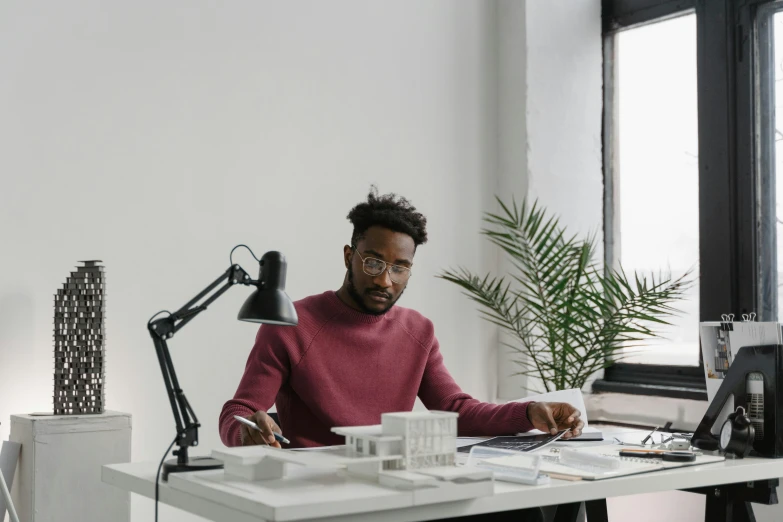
[
  {"x1": 684, "y1": 479, "x2": 778, "y2": 522},
  {"x1": 552, "y1": 500, "x2": 607, "y2": 522},
  {"x1": 585, "y1": 499, "x2": 609, "y2": 522},
  {"x1": 704, "y1": 489, "x2": 756, "y2": 522},
  {"x1": 552, "y1": 502, "x2": 580, "y2": 522}
]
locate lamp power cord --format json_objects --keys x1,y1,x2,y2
[
  {"x1": 229, "y1": 244, "x2": 260, "y2": 266},
  {"x1": 155, "y1": 437, "x2": 178, "y2": 522}
]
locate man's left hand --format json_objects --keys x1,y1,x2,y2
[{"x1": 526, "y1": 401, "x2": 584, "y2": 439}]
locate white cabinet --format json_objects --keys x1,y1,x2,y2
[{"x1": 10, "y1": 411, "x2": 131, "y2": 522}]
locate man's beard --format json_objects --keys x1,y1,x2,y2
[{"x1": 346, "y1": 268, "x2": 403, "y2": 316}]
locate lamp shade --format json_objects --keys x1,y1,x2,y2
[{"x1": 238, "y1": 251, "x2": 299, "y2": 325}]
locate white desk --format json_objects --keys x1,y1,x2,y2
[{"x1": 102, "y1": 427, "x2": 783, "y2": 522}]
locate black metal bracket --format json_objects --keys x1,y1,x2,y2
[
  {"x1": 552, "y1": 500, "x2": 608, "y2": 522},
  {"x1": 549, "y1": 480, "x2": 776, "y2": 522},
  {"x1": 684, "y1": 479, "x2": 779, "y2": 522}
]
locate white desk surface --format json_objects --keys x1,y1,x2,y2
[{"x1": 102, "y1": 426, "x2": 783, "y2": 522}]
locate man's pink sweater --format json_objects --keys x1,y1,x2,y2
[{"x1": 219, "y1": 291, "x2": 533, "y2": 448}]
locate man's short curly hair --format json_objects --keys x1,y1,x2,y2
[{"x1": 347, "y1": 187, "x2": 428, "y2": 248}]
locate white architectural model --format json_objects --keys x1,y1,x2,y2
[
  {"x1": 210, "y1": 411, "x2": 493, "y2": 508},
  {"x1": 333, "y1": 411, "x2": 457, "y2": 471}
]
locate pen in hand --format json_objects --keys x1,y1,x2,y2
[{"x1": 233, "y1": 415, "x2": 291, "y2": 445}]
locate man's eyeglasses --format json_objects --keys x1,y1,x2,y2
[{"x1": 352, "y1": 248, "x2": 412, "y2": 284}]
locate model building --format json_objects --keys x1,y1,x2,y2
[{"x1": 53, "y1": 260, "x2": 106, "y2": 415}]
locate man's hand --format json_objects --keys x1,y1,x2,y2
[
  {"x1": 526, "y1": 402, "x2": 584, "y2": 439},
  {"x1": 239, "y1": 410, "x2": 282, "y2": 448}
]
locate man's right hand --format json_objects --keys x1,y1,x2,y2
[
  {"x1": 239, "y1": 411, "x2": 282, "y2": 448},
  {"x1": 526, "y1": 401, "x2": 584, "y2": 439}
]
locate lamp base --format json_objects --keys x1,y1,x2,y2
[{"x1": 161, "y1": 456, "x2": 223, "y2": 481}]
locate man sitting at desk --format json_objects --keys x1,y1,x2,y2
[{"x1": 219, "y1": 188, "x2": 584, "y2": 449}]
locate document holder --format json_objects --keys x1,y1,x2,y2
[{"x1": 692, "y1": 344, "x2": 783, "y2": 458}]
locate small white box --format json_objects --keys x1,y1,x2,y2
[{"x1": 10, "y1": 411, "x2": 131, "y2": 522}]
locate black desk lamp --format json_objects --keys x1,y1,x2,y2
[{"x1": 147, "y1": 246, "x2": 298, "y2": 480}]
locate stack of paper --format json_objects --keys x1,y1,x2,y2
[{"x1": 530, "y1": 444, "x2": 725, "y2": 480}]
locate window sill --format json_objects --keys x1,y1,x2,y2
[
  {"x1": 585, "y1": 391, "x2": 708, "y2": 432},
  {"x1": 591, "y1": 378, "x2": 707, "y2": 401}
]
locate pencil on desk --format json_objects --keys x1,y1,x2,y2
[{"x1": 547, "y1": 473, "x2": 583, "y2": 481}]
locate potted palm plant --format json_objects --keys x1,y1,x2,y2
[{"x1": 438, "y1": 198, "x2": 693, "y2": 393}]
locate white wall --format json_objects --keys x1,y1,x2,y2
[
  {"x1": 495, "y1": 0, "x2": 604, "y2": 399},
  {"x1": 526, "y1": 0, "x2": 604, "y2": 239},
  {"x1": 0, "y1": 2, "x2": 500, "y2": 520}
]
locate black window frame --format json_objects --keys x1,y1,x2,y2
[{"x1": 595, "y1": 0, "x2": 774, "y2": 400}]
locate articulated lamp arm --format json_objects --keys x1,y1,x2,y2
[{"x1": 147, "y1": 264, "x2": 253, "y2": 463}]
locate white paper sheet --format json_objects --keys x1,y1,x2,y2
[
  {"x1": 456, "y1": 437, "x2": 488, "y2": 449},
  {"x1": 508, "y1": 388, "x2": 589, "y2": 428}
]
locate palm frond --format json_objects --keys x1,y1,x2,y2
[{"x1": 437, "y1": 197, "x2": 695, "y2": 391}]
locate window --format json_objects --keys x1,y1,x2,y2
[
  {"x1": 598, "y1": 0, "x2": 771, "y2": 399},
  {"x1": 610, "y1": 13, "x2": 700, "y2": 367},
  {"x1": 757, "y1": 3, "x2": 783, "y2": 319},
  {"x1": 773, "y1": 11, "x2": 783, "y2": 320}
]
